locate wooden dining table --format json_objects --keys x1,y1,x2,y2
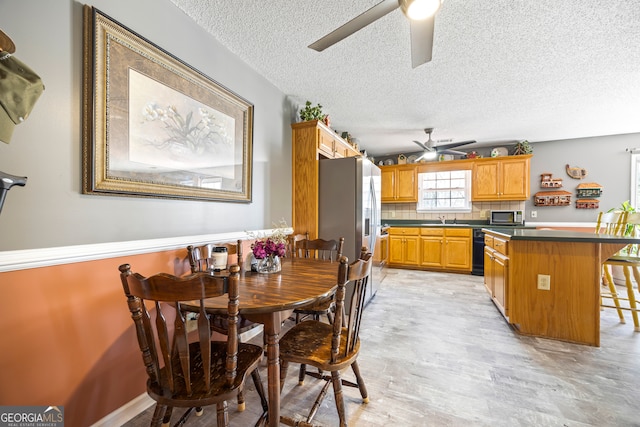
[{"x1": 185, "y1": 257, "x2": 340, "y2": 427}]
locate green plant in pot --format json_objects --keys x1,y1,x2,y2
[
  {"x1": 299, "y1": 101, "x2": 326, "y2": 122},
  {"x1": 608, "y1": 200, "x2": 638, "y2": 255},
  {"x1": 513, "y1": 140, "x2": 533, "y2": 155}
]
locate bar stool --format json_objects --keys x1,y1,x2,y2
[{"x1": 601, "y1": 211, "x2": 640, "y2": 331}]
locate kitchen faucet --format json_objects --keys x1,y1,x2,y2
[{"x1": 439, "y1": 215, "x2": 446, "y2": 225}]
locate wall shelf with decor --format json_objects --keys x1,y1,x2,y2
[
  {"x1": 540, "y1": 173, "x2": 563, "y2": 188},
  {"x1": 534, "y1": 190, "x2": 572, "y2": 206}
]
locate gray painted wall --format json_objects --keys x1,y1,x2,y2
[
  {"x1": 0, "y1": 0, "x2": 294, "y2": 250},
  {"x1": 1, "y1": 1, "x2": 637, "y2": 250},
  {"x1": 527, "y1": 133, "x2": 639, "y2": 222}
]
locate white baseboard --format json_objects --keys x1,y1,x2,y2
[{"x1": 90, "y1": 393, "x2": 155, "y2": 427}]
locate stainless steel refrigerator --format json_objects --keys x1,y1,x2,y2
[{"x1": 318, "y1": 156, "x2": 381, "y2": 307}]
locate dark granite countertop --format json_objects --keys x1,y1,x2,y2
[
  {"x1": 482, "y1": 227, "x2": 639, "y2": 244},
  {"x1": 383, "y1": 220, "x2": 535, "y2": 230}
]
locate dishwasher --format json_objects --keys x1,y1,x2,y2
[{"x1": 471, "y1": 228, "x2": 485, "y2": 276}]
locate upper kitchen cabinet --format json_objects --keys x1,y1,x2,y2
[
  {"x1": 381, "y1": 165, "x2": 418, "y2": 203},
  {"x1": 293, "y1": 120, "x2": 361, "y2": 160},
  {"x1": 291, "y1": 120, "x2": 361, "y2": 239},
  {"x1": 472, "y1": 155, "x2": 531, "y2": 201}
]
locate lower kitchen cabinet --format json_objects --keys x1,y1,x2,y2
[
  {"x1": 389, "y1": 228, "x2": 420, "y2": 266},
  {"x1": 484, "y1": 233, "x2": 509, "y2": 318},
  {"x1": 421, "y1": 228, "x2": 472, "y2": 271},
  {"x1": 389, "y1": 226, "x2": 471, "y2": 272},
  {"x1": 420, "y1": 230, "x2": 443, "y2": 268},
  {"x1": 443, "y1": 229, "x2": 472, "y2": 270}
]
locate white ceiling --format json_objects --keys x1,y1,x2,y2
[{"x1": 169, "y1": 0, "x2": 640, "y2": 156}]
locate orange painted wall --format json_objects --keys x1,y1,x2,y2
[{"x1": 0, "y1": 248, "x2": 192, "y2": 427}]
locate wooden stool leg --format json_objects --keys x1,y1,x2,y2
[
  {"x1": 627, "y1": 266, "x2": 640, "y2": 331},
  {"x1": 152, "y1": 404, "x2": 167, "y2": 427},
  {"x1": 216, "y1": 401, "x2": 228, "y2": 427},
  {"x1": 326, "y1": 310, "x2": 334, "y2": 324},
  {"x1": 603, "y1": 265, "x2": 626, "y2": 323},
  {"x1": 298, "y1": 363, "x2": 307, "y2": 385},
  {"x1": 280, "y1": 360, "x2": 289, "y2": 392},
  {"x1": 350, "y1": 360, "x2": 369, "y2": 403},
  {"x1": 237, "y1": 389, "x2": 246, "y2": 412},
  {"x1": 251, "y1": 369, "x2": 269, "y2": 418},
  {"x1": 330, "y1": 370, "x2": 347, "y2": 427}
]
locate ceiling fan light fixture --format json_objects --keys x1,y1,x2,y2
[
  {"x1": 400, "y1": 0, "x2": 441, "y2": 21},
  {"x1": 418, "y1": 150, "x2": 438, "y2": 161}
]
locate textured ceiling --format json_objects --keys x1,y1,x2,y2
[{"x1": 169, "y1": 0, "x2": 640, "y2": 156}]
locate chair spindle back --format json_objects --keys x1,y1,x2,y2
[
  {"x1": 119, "y1": 264, "x2": 241, "y2": 395},
  {"x1": 331, "y1": 247, "x2": 373, "y2": 362},
  {"x1": 187, "y1": 240, "x2": 243, "y2": 272},
  {"x1": 295, "y1": 232, "x2": 344, "y2": 262}
]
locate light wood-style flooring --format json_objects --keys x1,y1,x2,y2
[{"x1": 124, "y1": 268, "x2": 640, "y2": 426}]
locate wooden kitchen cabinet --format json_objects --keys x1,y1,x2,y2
[
  {"x1": 291, "y1": 120, "x2": 361, "y2": 238},
  {"x1": 484, "y1": 234, "x2": 510, "y2": 318},
  {"x1": 389, "y1": 228, "x2": 420, "y2": 266},
  {"x1": 420, "y1": 227, "x2": 472, "y2": 272},
  {"x1": 420, "y1": 228, "x2": 444, "y2": 268},
  {"x1": 444, "y1": 229, "x2": 472, "y2": 270},
  {"x1": 388, "y1": 226, "x2": 471, "y2": 271},
  {"x1": 374, "y1": 233, "x2": 389, "y2": 266},
  {"x1": 472, "y1": 155, "x2": 531, "y2": 201},
  {"x1": 381, "y1": 165, "x2": 418, "y2": 203}
]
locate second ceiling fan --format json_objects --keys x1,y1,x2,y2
[
  {"x1": 414, "y1": 128, "x2": 476, "y2": 161},
  {"x1": 308, "y1": 0, "x2": 443, "y2": 68}
]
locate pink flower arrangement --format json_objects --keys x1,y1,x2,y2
[{"x1": 252, "y1": 238, "x2": 287, "y2": 260}]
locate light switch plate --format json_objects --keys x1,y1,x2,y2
[{"x1": 537, "y1": 274, "x2": 551, "y2": 290}]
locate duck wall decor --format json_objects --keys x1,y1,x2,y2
[{"x1": 566, "y1": 164, "x2": 588, "y2": 179}]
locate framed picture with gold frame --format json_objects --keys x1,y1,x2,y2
[{"x1": 82, "y1": 6, "x2": 253, "y2": 202}]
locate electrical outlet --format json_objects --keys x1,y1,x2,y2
[
  {"x1": 537, "y1": 274, "x2": 551, "y2": 290},
  {"x1": 480, "y1": 209, "x2": 487, "y2": 219},
  {"x1": 531, "y1": 211, "x2": 538, "y2": 218},
  {"x1": 391, "y1": 211, "x2": 396, "y2": 218}
]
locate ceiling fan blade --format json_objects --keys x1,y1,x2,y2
[
  {"x1": 409, "y1": 15, "x2": 435, "y2": 68},
  {"x1": 308, "y1": 0, "x2": 400, "y2": 51},
  {"x1": 413, "y1": 140, "x2": 430, "y2": 151},
  {"x1": 435, "y1": 140, "x2": 477, "y2": 150},
  {"x1": 439, "y1": 149, "x2": 468, "y2": 156}
]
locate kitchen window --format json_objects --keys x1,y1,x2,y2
[{"x1": 417, "y1": 170, "x2": 472, "y2": 212}]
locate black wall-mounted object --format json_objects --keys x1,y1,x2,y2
[{"x1": 0, "y1": 170, "x2": 27, "y2": 215}]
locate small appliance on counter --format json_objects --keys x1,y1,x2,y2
[{"x1": 490, "y1": 210, "x2": 524, "y2": 226}]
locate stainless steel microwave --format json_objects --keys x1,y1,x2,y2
[{"x1": 490, "y1": 210, "x2": 524, "y2": 225}]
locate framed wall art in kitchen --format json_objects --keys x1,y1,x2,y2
[{"x1": 82, "y1": 6, "x2": 253, "y2": 202}]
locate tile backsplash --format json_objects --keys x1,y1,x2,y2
[{"x1": 381, "y1": 201, "x2": 526, "y2": 221}]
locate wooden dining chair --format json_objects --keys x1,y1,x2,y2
[
  {"x1": 290, "y1": 234, "x2": 345, "y2": 384},
  {"x1": 279, "y1": 249, "x2": 373, "y2": 427},
  {"x1": 600, "y1": 211, "x2": 640, "y2": 331},
  {"x1": 187, "y1": 240, "x2": 244, "y2": 273},
  {"x1": 186, "y1": 241, "x2": 262, "y2": 411},
  {"x1": 292, "y1": 234, "x2": 345, "y2": 324},
  {"x1": 287, "y1": 233, "x2": 306, "y2": 259},
  {"x1": 119, "y1": 264, "x2": 267, "y2": 427}
]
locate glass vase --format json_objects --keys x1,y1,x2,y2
[{"x1": 255, "y1": 254, "x2": 281, "y2": 273}]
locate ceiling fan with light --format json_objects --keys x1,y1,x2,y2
[
  {"x1": 308, "y1": 0, "x2": 443, "y2": 68},
  {"x1": 413, "y1": 128, "x2": 476, "y2": 160}
]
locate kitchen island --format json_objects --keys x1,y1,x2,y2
[{"x1": 482, "y1": 228, "x2": 640, "y2": 346}]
